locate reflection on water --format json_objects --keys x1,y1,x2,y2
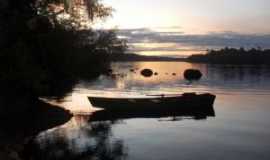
[
  {"x1": 24, "y1": 106, "x2": 215, "y2": 160},
  {"x1": 24, "y1": 116, "x2": 127, "y2": 160},
  {"x1": 30, "y1": 62, "x2": 270, "y2": 160}
]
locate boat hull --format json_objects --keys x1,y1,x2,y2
[
  {"x1": 88, "y1": 93, "x2": 216, "y2": 111},
  {"x1": 89, "y1": 104, "x2": 215, "y2": 122}
]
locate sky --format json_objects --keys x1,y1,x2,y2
[
  {"x1": 100, "y1": 0, "x2": 270, "y2": 34},
  {"x1": 96, "y1": 0, "x2": 270, "y2": 57}
]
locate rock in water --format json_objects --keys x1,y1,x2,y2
[
  {"x1": 184, "y1": 69, "x2": 202, "y2": 80},
  {"x1": 141, "y1": 69, "x2": 153, "y2": 77}
]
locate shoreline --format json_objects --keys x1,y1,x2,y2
[
  {"x1": 0, "y1": 99, "x2": 73, "y2": 160},
  {"x1": 109, "y1": 52, "x2": 270, "y2": 65},
  {"x1": 109, "y1": 53, "x2": 186, "y2": 62}
]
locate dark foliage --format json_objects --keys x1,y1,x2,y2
[
  {"x1": 187, "y1": 47, "x2": 270, "y2": 65},
  {"x1": 0, "y1": 0, "x2": 127, "y2": 101}
]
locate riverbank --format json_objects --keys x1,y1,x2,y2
[{"x1": 0, "y1": 99, "x2": 72, "y2": 160}]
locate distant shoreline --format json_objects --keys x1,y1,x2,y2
[
  {"x1": 111, "y1": 48, "x2": 270, "y2": 65},
  {"x1": 109, "y1": 53, "x2": 186, "y2": 62},
  {"x1": 186, "y1": 48, "x2": 270, "y2": 65}
]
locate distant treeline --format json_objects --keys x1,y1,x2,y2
[
  {"x1": 187, "y1": 48, "x2": 270, "y2": 64},
  {"x1": 109, "y1": 53, "x2": 184, "y2": 62}
]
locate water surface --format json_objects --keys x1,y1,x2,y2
[{"x1": 30, "y1": 62, "x2": 270, "y2": 160}]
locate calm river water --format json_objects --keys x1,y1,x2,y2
[{"x1": 32, "y1": 62, "x2": 270, "y2": 160}]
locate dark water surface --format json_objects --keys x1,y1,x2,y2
[{"x1": 31, "y1": 62, "x2": 270, "y2": 160}]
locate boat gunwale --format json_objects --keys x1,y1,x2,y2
[
  {"x1": 88, "y1": 95, "x2": 184, "y2": 100},
  {"x1": 88, "y1": 93, "x2": 215, "y2": 100}
]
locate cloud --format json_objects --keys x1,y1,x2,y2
[{"x1": 116, "y1": 28, "x2": 270, "y2": 52}]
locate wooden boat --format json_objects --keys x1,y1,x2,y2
[{"x1": 88, "y1": 93, "x2": 216, "y2": 111}]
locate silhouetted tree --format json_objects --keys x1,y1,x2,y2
[{"x1": 0, "y1": 0, "x2": 127, "y2": 103}]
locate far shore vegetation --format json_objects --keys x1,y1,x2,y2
[
  {"x1": 187, "y1": 47, "x2": 270, "y2": 65},
  {"x1": 109, "y1": 53, "x2": 185, "y2": 62},
  {"x1": 111, "y1": 47, "x2": 270, "y2": 65}
]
